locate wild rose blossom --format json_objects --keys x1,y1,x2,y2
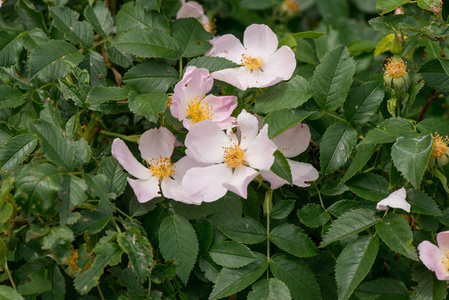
[
  {"x1": 376, "y1": 187, "x2": 410, "y2": 212},
  {"x1": 418, "y1": 231, "x2": 449, "y2": 280},
  {"x1": 260, "y1": 123, "x2": 318, "y2": 189},
  {"x1": 177, "y1": 0, "x2": 214, "y2": 34},
  {"x1": 182, "y1": 110, "x2": 277, "y2": 201},
  {"x1": 111, "y1": 127, "x2": 205, "y2": 204},
  {"x1": 207, "y1": 24, "x2": 296, "y2": 90},
  {"x1": 170, "y1": 66, "x2": 237, "y2": 130}
]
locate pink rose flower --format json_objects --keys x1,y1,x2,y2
[
  {"x1": 418, "y1": 231, "x2": 449, "y2": 280},
  {"x1": 177, "y1": 0, "x2": 214, "y2": 33}
]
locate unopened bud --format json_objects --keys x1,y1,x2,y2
[{"x1": 390, "y1": 32, "x2": 404, "y2": 55}]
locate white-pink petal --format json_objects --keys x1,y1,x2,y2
[
  {"x1": 208, "y1": 94, "x2": 238, "y2": 129},
  {"x1": 262, "y1": 46, "x2": 296, "y2": 82},
  {"x1": 437, "y1": 231, "x2": 449, "y2": 252},
  {"x1": 376, "y1": 187, "x2": 410, "y2": 212},
  {"x1": 111, "y1": 139, "x2": 152, "y2": 179},
  {"x1": 237, "y1": 110, "x2": 260, "y2": 150},
  {"x1": 206, "y1": 34, "x2": 245, "y2": 62},
  {"x1": 127, "y1": 177, "x2": 160, "y2": 203},
  {"x1": 290, "y1": 161, "x2": 319, "y2": 187},
  {"x1": 243, "y1": 24, "x2": 279, "y2": 58},
  {"x1": 177, "y1": 1, "x2": 204, "y2": 19},
  {"x1": 260, "y1": 170, "x2": 288, "y2": 190},
  {"x1": 244, "y1": 125, "x2": 277, "y2": 171},
  {"x1": 223, "y1": 165, "x2": 258, "y2": 199},
  {"x1": 139, "y1": 127, "x2": 175, "y2": 162},
  {"x1": 212, "y1": 67, "x2": 249, "y2": 91},
  {"x1": 273, "y1": 123, "x2": 311, "y2": 158}
]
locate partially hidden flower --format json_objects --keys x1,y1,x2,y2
[
  {"x1": 170, "y1": 66, "x2": 237, "y2": 130},
  {"x1": 207, "y1": 24, "x2": 296, "y2": 90},
  {"x1": 383, "y1": 57, "x2": 409, "y2": 91},
  {"x1": 177, "y1": 0, "x2": 215, "y2": 34},
  {"x1": 418, "y1": 231, "x2": 449, "y2": 280},
  {"x1": 260, "y1": 123, "x2": 318, "y2": 189},
  {"x1": 431, "y1": 133, "x2": 449, "y2": 167},
  {"x1": 183, "y1": 110, "x2": 277, "y2": 200},
  {"x1": 111, "y1": 127, "x2": 206, "y2": 204},
  {"x1": 376, "y1": 187, "x2": 410, "y2": 212}
]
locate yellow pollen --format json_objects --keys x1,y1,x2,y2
[
  {"x1": 241, "y1": 53, "x2": 263, "y2": 70},
  {"x1": 67, "y1": 249, "x2": 80, "y2": 272},
  {"x1": 431, "y1": 133, "x2": 449, "y2": 159},
  {"x1": 284, "y1": 0, "x2": 299, "y2": 13},
  {"x1": 167, "y1": 96, "x2": 173, "y2": 108},
  {"x1": 223, "y1": 144, "x2": 245, "y2": 168},
  {"x1": 442, "y1": 253, "x2": 449, "y2": 271},
  {"x1": 202, "y1": 19, "x2": 216, "y2": 34},
  {"x1": 187, "y1": 95, "x2": 213, "y2": 124},
  {"x1": 384, "y1": 57, "x2": 407, "y2": 78},
  {"x1": 149, "y1": 156, "x2": 175, "y2": 178}
]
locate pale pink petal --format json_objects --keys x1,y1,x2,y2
[
  {"x1": 273, "y1": 123, "x2": 311, "y2": 158},
  {"x1": 207, "y1": 34, "x2": 245, "y2": 63},
  {"x1": 139, "y1": 127, "x2": 176, "y2": 162},
  {"x1": 434, "y1": 260, "x2": 449, "y2": 280},
  {"x1": 223, "y1": 165, "x2": 258, "y2": 199},
  {"x1": 418, "y1": 241, "x2": 440, "y2": 272},
  {"x1": 376, "y1": 187, "x2": 410, "y2": 212},
  {"x1": 161, "y1": 178, "x2": 197, "y2": 204},
  {"x1": 111, "y1": 139, "x2": 152, "y2": 179},
  {"x1": 289, "y1": 160, "x2": 319, "y2": 187},
  {"x1": 182, "y1": 164, "x2": 233, "y2": 202},
  {"x1": 244, "y1": 125, "x2": 277, "y2": 170},
  {"x1": 204, "y1": 36, "x2": 221, "y2": 56},
  {"x1": 173, "y1": 66, "x2": 213, "y2": 112},
  {"x1": 127, "y1": 177, "x2": 160, "y2": 203},
  {"x1": 246, "y1": 69, "x2": 280, "y2": 89},
  {"x1": 208, "y1": 95, "x2": 238, "y2": 129},
  {"x1": 262, "y1": 46, "x2": 296, "y2": 81},
  {"x1": 212, "y1": 67, "x2": 249, "y2": 91},
  {"x1": 243, "y1": 24, "x2": 278, "y2": 58},
  {"x1": 177, "y1": 1, "x2": 204, "y2": 19},
  {"x1": 237, "y1": 110, "x2": 259, "y2": 150},
  {"x1": 260, "y1": 170, "x2": 288, "y2": 189},
  {"x1": 172, "y1": 156, "x2": 210, "y2": 181},
  {"x1": 437, "y1": 231, "x2": 449, "y2": 252},
  {"x1": 185, "y1": 121, "x2": 231, "y2": 163}
]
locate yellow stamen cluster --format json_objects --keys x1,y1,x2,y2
[
  {"x1": 284, "y1": 0, "x2": 299, "y2": 13},
  {"x1": 67, "y1": 249, "x2": 80, "y2": 272},
  {"x1": 223, "y1": 144, "x2": 245, "y2": 168},
  {"x1": 149, "y1": 156, "x2": 175, "y2": 178},
  {"x1": 241, "y1": 53, "x2": 263, "y2": 70},
  {"x1": 202, "y1": 19, "x2": 217, "y2": 35},
  {"x1": 384, "y1": 57, "x2": 407, "y2": 78},
  {"x1": 431, "y1": 133, "x2": 449, "y2": 159},
  {"x1": 167, "y1": 95, "x2": 173, "y2": 108},
  {"x1": 187, "y1": 95, "x2": 213, "y2": 123},
  {"x1": 442, "y1": 244, "x2": 449, "y2": 270}
]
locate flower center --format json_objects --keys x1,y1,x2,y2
[
  {"x1": 167, "y1": 95, "x2": 173, "y2": 108},
  {"x1": 384, "y1": 57, "x2": 407, "y2": 78},
  {"x1": 149, "y1": 156, "x2": 175, "y2": 178},
  {"x1": 187, "y1": 95, "x2": 213, "y2": 124},
  {"x1": 431, "y1": 133, "x2": 449, "y2": 159},
  {"x1": 241, "y1": 53, "x2": 263, "y2": 70},
  {"x1": 284, "y1": 0, "x2": 299, "y2": 13},
  {"x1": 223, "y1": 144, "x2": 245, "y2": 168}
]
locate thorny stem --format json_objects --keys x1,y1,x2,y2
[
  {"x1": 5, "y1": 261, "x2": 17, "y2": 291},
  {"x1": 314, "y1": 182, "x2": 327, "y2": 212}
]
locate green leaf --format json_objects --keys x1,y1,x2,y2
[
  {"x1": 172, "y1": 18, "x2": 212, "y2": 57},
  {"x1": 29, "y1": 120, "x2": 78, "y2": 172},
  {"x1": 74, "y1": 241, "x2": 123, "y2": 294},
  {"x1": 220, "y1": 217, "x2": 266, "y2": 244},
  {"x1": 21, "y1": 29, "x2": 49, "y2": 50},
  {"x1": 320, "y1": 208, "x2": 380, "y2": 247},
  {"x1": 84, "y1": 2, "x2": 113, "y2": 37},
  {"x1": 355, "y1": 278, "x2": 408, "y2": 299},
  {"x1": 336, "y1": 236, "x2": 379, "y2": 300},
  {"x1": 344, "y1": 81, "x2": 385, "y2": 124},
  {"x1": 79, "y1": 50, "x2": 107, "y2": 87},
  {"x1": 115, "y1": 2, "x2": 168, "y2": 35},
  {"x1": 194, "y1": 218, "x2": 213, "y2": 254},
  {"x1": 128, "y1": 91, "x2": 168, "y2": 123},
  {"x1": 29, "y1": 40, "x2": 84, "y2": 80},
  {"x1": 40, "y1": 101, "x2": 62, "y2": 128},
  {"x1": 150, "y1": 260, "x2": 177, "y2": 284},
  {"x1": 320, "y1": 123, "x2": 358, "y2": 174},
  {"x1": 311, "y1": 45, "x2": 356, "y2": 111},
  {"x1": 210, "y1": 252, "x2": 268, "y2": 300},
  {"x1": 270, "y1": 224, "x2": 318, "y2": 257},
  {"x1": 270, "y1": 150, "x2": 292, "y2": 184},
  {"x1": 271, "y1": 200, "x2": 295, "y2": 220},
  {"x1": 264, "y1": 109, "x2": 312, "y2": 138},
  {"x1": 123, "y1": 60, "x2": 178, "y2": 93},
  {"x1": 254, "y1": 76, "x2": 312, "y2": 114},
  {"x1": 0, "y1": 285, "x2": 25, "y2": 300},
  {"x1": 346, "y1": 173, "x2": 389, "y2": 201},
  {"x1": 41, "y1": 264, "x2": 66, "y2": 300},
  {"x1": 42, "y1": 226, "x2": 75, "y2": 263},
  {"x1": 375, "y1": 214, "x2": 418, "y2": 260},
  {"x1": 113, "y1": 28, "x2": 180, "y2": 59},
  {"x1": 376, "y1": 0, "x2": 410, "y2": 14},
  {"x1": 72, "y1": 206, "x2": 113, "y2": 235},
  {"x1": 98, "y1": 156, "x2": 128, "y2": 197},
  {"x1": 159, "y1": 215, "x2": 199, "y2": 284},
  {"x1": 0, "y1": 134, "x2": 37, "y2": 171},
  {"x1": 360, "y1": 118, "x2": 415, "y2": 145},
  {"x1": 418, "y1": 58, "x2": 449, "y2": 91},
  {"x1": 413, "y1": 266, "x2": 447, "y2": 300},
  {"x1": 208, "y1": 193, "x2": 243, "y2": 238},
  {"x1": 407, "y1": 189, "x2": 441, "y2": 215},
  {"x1": 417, "y1": 117, "x2": 449, "y2": 137},
  {"x1": 136, "y1": 0, "x2": 161, "y2": 10},
  {"x1": 278, "y1": 31, "x2": 326, "y2": 48},
  {"x1": 247, "y1": 278, "x2": 292, "y2": 300},
  {"x1": 0, "y1": 85, "x2": 25, "y2": 108},
  {"x1": 105, "y1": 42, "x2": 134, "y2": 68},
  {"x1": 18, "y1": 273, "x2": 52, "y2": 295},
  {"x1": 58, "y1": 175, "x2": 87, "y2": 225},
  {"x1": 58, "y1": 66, "x2": 91, "y2": 106},
  {"x1": 117, "y1": 228, "x2": 154, "y2": 284},
  {"x1": 87, "y1": 86, "x2": 128, "y2": 105},
  {"x1": 0, "y1": 31, "x2": 23, "y2": 67},
  {"x1": 169, "y1": 201, "x2": 215, "y2": 220},
  {"x1": 391, "y1": 133, "x2": 432, "y2": 189},
  {"x1": 342, "y1": 143, "x2": 377, "y2": 182},
  {"x1": 297, "y1": 203, "x2": 331, "y2": 228},
  {"x1": 210, "y1": 241, "x2": 256, "y2": 268},
  {"x1": 186, "y1": 56, "x2": 240, "y2": 73},
  {"x1": 270, "y1": 254, "x2": 321, "y2": 299},
  {"x1": 49, "y1": 7, "x2": 94, "y2": 47}
]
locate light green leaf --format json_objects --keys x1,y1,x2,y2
[
  {"x1": 49, "y1": 7, "x2": 94, "y2": 47},
  {"x1": 376, "y1": 0, "x2": 410, "y2": 14},
  {"x1": 210, "y1": 252, "x2": 268, "y2": 300},
  {"x1": 58, "y1": 175, "x2": 87, "y2": 225},
  {"x1": 407, "y1": 189, "x2": 441, "y2": 216},
  {"x1": 87, "y1": 87, "x2": 128, "y2": 105},
  {"x1": 320, "y1": 208, "x2": 380, "y2": 247},
  {"x1": 346, "y1": 173, "x2": 390, "y2": 201},
  {"x1": 391, "y1": 133, "x2": 432, "y2": 189},
  {"x1": 254, "y1": 76, "x2": 312, "y2": 114},
  {"x1": 270, "y1": 150, "x2": 292, "y2": 184},
  {"x1": 84, "y1": 2, "x2": 113, "y2": 37},
  {"x1": 355, "y1": 278, "x2": 408, "y2": 299},
  {"x1": 0, "y1": 31, "x2": 22, "y2": 67},
  {"x1": 311, "y1": 44, "x2": 356, "y2": 111},
  {"x1": 320, "y1": 123, "x2": 357, "y2": 174},
  {"x1": 418, "y1": 58, "x2": 449, "y2": 91},
  {"x1": 264, "y1": 109, "x2": 312, "y2": 138},
  {"x1": 342, "y1": 143, "x2": 377, "y2": 182},
  {"x1": 417, "y1": 117, "x2": 449, "y2": 137},
  {"x1": 0, "y1": 134, "x2": 37, "y2": 171},
  {"x1": 123, "y1": 60, "x2": 178, "y2": 93},
  {"x1": 29, "y1": 40, "x2": 84, "y2": 80},
  {"x1": 136, "y1": 0, "x2": 162, "y2": 10},
  {"x1": 113, "y1": 28, "x2": 180, "y2": 59},
  {"x1": 172, "y1": 18, "x2": 212, "y2": 57},
  {"x1": 271, "y1": 200, "x2": 295, "y2": 220},
  {"x1": 42, "y1": 226, "x2": 75, "y2": 263},
  {"x1": 344, "y1": 81, "x2": 385, "y2": 124},
  {"x1": 270, "y1": 224, "x2": 318, "y2": 257},
  {"x1": 115, "y1": 2, "x2": 168, "y2": 34},
  {"x1": 336, "y1": 236, "x2": 379, "y2": 300},
  {"x1": 186, "y1": 56, "x2": 240, "y2": 73},
  {"x1": 278, "y1": 31, "x2": 326, "y2": 48},
  {"x1": 159, "y1": 215, "x2": 199, "y2": 284},
  {"x1": 297, "y1": 203, "x2": 331, "y2": 228},
  {"x1": 128, "y1": 91, "x2": 168, "y2": 123},
  {"x1": 360, "y1": 118, "x2": 415, "y2": 145},
  {"x1": 247, "y1": 278, "x2": 292, "y2": 300},
  {"x1": 376, "y1": 214, "x2": 418, "y2": 260},
  {"x1": 413, "y1": 266, "x2": 447, "y2": 300},
  {"x1": 0, "y1": 285, "x2": 25, "y2": 300},
  {"x1": 210, "y1": 241, "x2": 256, "y2": 268},
  {"x1": 18, "y1": 273, "x2": 52, "y2": 295},
  {"x1": 220, "y1": 217, "x2": 266, "y2": 244}
]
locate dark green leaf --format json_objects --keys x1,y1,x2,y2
[
  {"x1": 0, "y1": 134, "x2": 37, "y2": 171},
  {"x1": 99, "y1": 156, "x2": 127, "y2": 196},
  {"x1": 150, "y1": 260, "x2": 177, "y2": 284},
  {"x1": 72, "y1": 207, "x2": 113, "y2": 235},
  {"x1": 271, "y1": 200, "x2": 295, "y2": 220},
  {"x1": 169, "y1": 201, "x2": 216, "y2": 220},
  {"x1": 279, "y1": 31, "x2": 326, "y2": 48},
  {"x1": 270, "y1": 224, "x2": 318, "y2": 257},
  {"x1": 377, "y1": 0, "x2": 410, "y2": 14},
  {"x1": 41, "y1": 226, "x2": 74, "y2": 263},
  {"x1": 186, "y1": 56, "x2": 240, "y2": 73},
  {"x1": 106, "y1": 42, "x2": 134, "y2": 68},
  {"x1": 417, "y1": 117, "x2": 449, "y2": 137},
  {"x1": 418, "y1": 58, "x2": 449, "y2": 91},
  {"x1": 79, "y1": 50, "x2": 107, "y2": 87},
  {"x1": 87, "y1": 86, "x2": 128, "y2": 105},
  {"x1": 115, "y1": 2, "x2": 169, "y2": 34},
  {"x1": 346, "y1": 173, "x2": 389, "y2": 201},
  {"x1": 360, "y1": 118, "x2": 414, "y2": 145},
  {"x1": 0, "y1": 284, "x2": 25, "y2": 300},
  {"x1": 210, "y1": 241, "x2": 256, "y2": 268},
  {"x1": 407, "y1": 189, "x2": 441, "y2": 215},
  {"x1": 355, "y1": 278, "x2": 408, "y2": 299},
  {"x1": 208, "y1": 193, "x2": 242, "y2": 239},
  {"x1": 136, "y1": 0, "x2": 161, "y2": 10},
  {"x1": 123, "y1": 60, "x2": 178, "y2": 93},
  {"x1": 58, "y1": 175, "x2": 87, "y2": 225},
  {"x1": 247, "y1": 278, "x2": 292, "y2": 300},
  {"x1": 342, "y1": 143, "x2": 377, "y2": 182},
  {"x1": 344, "y1": 81, "x2": 385, "y2": 124},
  {"x1": 270, "y1": 150, "x2": 292, "y2": 184},
  {"x1": 172, "y1": 18, "x2": 212, "y2": 57},
  {"x1": 0, "y1": 85, "x2": 25, "y2": 108},
  {"x1": 128, "y1": 91, "x2": 168, "y2": 123},
  {"x1": 84, "y1": 2, "x2": 113, "y2": 37},
  {"x1": 0, "y1": 31, "x2": 22, "y2": 67},
  {"x1": 413, "y1": 266, "x2": 447, "y2": 300},
  {"x1": 220, "y1": 217, "x2": 266, "y2": 244},
  {"x1": 18, "y1": 273, "x2": 52, "y2": 295},
  {"x1": 297, "y1": 203, "x2": 331, "y2": 228},
  {"x1": 49, "y1": 7, "x2": 94, "y2": 47},
  {"x1": 264, "y1": 109, "x2": 312, "y2": 138},
  {"x1": 194, "y1": 218, "x2": 213, "y2": 254}
]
